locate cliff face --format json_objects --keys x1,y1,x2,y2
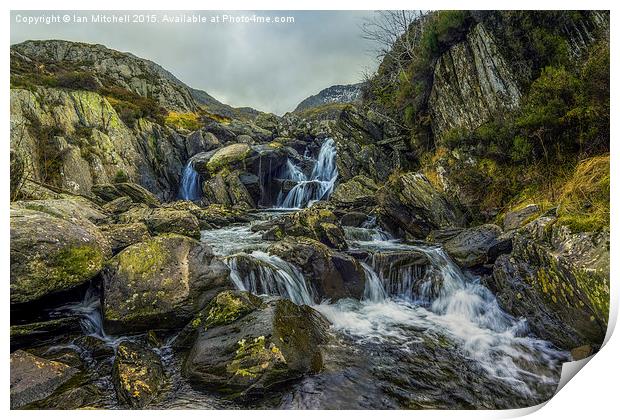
[
  {"x1": 428, "y1": 24, "x2": 521, "y2": 141},
  {"x1": 10, "y1": 87, "x2": 187, "y2": 200}
]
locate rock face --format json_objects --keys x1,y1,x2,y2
[
  {"x1": 429, "y1": 23, "x2": 522, "y2": 141},
  {"x1": 269, "y1": 237, "x2": 366, "y2": 301},
  {"x1": 377, "y1": 173, "x2": 466, "y2": 239},
  {"x1": 184, "y1": 293, "x2": 329, "y2": 399},
  {"x1": 112, "y1": 341, "x2": 166, "y2": 408},
  {"x1": 293, "y1": 83, "x2": 363, "y2": 113},
  {"x1": 10, "y1": 205, "x2": 111, "y2": 304},
  {"x1": 10, "y1": 350, "x2": 79, "y2": 409},
  {"x1": 102, "y1": 234, "x2": 230, "y2": 334},
  {"x1": 487, "y1": 216, "x2": 609, "y2": 350},
  {"x1": 331, "y1": 175, "x2": 379, "y2": 208}
]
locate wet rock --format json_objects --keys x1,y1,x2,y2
[
  {"x1": 10, "y1": 350, "x2": 79, "y2": 409},
  {"x1": 100, "y1": 222, "x2": 151, "y2": 254},
  {"x1": 29, "y1": 383, "x2": 105, "y2": 409},
  {"x1": 74, "y1": 335, "x2": 115, "y2": 360},
  {"x1": 442, "y1": 224, "x2": 508, "y2": 268},
  {"x1": 186, "y1": 130, "x2": 220, "y2": 157},
  {"x1": 92, "y1": 182, "x2": 161, "y2": 207},
  {"x1": 184, "y1": 295, "x2": 329, "y2": 399},
  {"x1": 102, "y1": 234, "x2": 230, "y2": 334},
  {"x1": 340, "y1": 211, "x2": 369, "y2": 227},
  {"x1": 571, "y1": 345, "x2": 593, "y2": 361},
  {"x1": 487, "y1": 216, "x2": 609, "y2": 349},
  {"x1": 112, "y1": 340, "x2": 165, "y2": 408},
  {"x1": 503, "y1": 204, "x2": 541, "y2": 231},
  {"x1": 10, "y1": 206, "x2": 111, "y2": 305},
  {"x1": 175, "y1": 290, "x2": 263, "y2": 350},
  {"x1": 269, "y1": 237, "x2": 366, "y2": 300},
  {"x1": 253, "y1": 206, "x2": 347, "y2": 251},
  {"x1": 10, "y1": 317, "x2": 82, "y2": 351},
  {"x1": 377, "y1": 172, "x2": 466, "y2": 239}
]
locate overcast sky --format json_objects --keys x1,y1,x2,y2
[{"x1": 11, "y1": 10, "x2": 379, "y2": 115}]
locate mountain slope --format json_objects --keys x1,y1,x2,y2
[{"x1": 293, "y1": 83, "x2": 363, "y2": 113}]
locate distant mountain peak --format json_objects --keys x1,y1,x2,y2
[{"x1": 293, "y1": 83, "x2": 363, "y2": 113}]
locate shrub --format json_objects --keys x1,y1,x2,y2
[
  {"x1": 100, "y1": 86, "x2": 166, "y2": 127},
  {"x1": 56, "y1": 71, "x2": 99, "y2": 91},
  {"x1": 164, "y1": 111, "x2": 201, "y2": 131}
]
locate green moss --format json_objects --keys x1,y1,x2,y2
[
  {"x1": 54, "y1": 245, "x2": 104, "y2": 280},
  {"x1": 116, "y1": 238, "x2": 167, "y2": 278},
  {"x1": 164, "y1": 111, "x2": 201, "y2": 131}
]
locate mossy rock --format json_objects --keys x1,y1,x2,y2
[
  {"x1": 183, "y1": 295, "x2": 329, "y2": 399},
  {"x1": 10, "y1": 206, "x2": 111, "y2": 305},
  {"x1": 102, "y1": 234, "x2": 230, "y2": 334}
]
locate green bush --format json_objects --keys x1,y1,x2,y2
[{"x1": 56, "y1": 71, "x2": 99, "y2": 91}]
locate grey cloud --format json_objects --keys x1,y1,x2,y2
[{"x1": 11, "y1": 10, "x2": 379, "y2": 115}]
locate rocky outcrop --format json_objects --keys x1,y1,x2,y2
[
  {"x1": 377, "y1": 172, "x2": 466, "y2": 239},
  {"x1": 487, "y1": 215, "x2": 609, "y2": 350},
  {"x1": 183, "y1": 293, "x2": 329, "y2": 399},
  {"x1": 331, "y1": 175, "x2": 379, "y2": 208},
  {"x1": 269, "y1": 237, "x2": 366, "y2": 301},
  {"x1": 429, "y1": 23, "x2": 522, "y2": 141},
  {"x1": 102, "y1": 234, "x2": 230, "y2": 334},
  {"x1": 112, "y1": 341, "x2": 165, "y2": 408},
  {"x1": 502, "y1": 204, "x2": 541, "y2": 231},
  {"x1": 10, "y1": 350, "x2": 79, "y2": 409},
  {"x1": 10, "y1": 204, "x2": 111, "y2": 304}
]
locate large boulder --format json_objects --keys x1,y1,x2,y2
[
  {"x1": 102, "y1": 234, "x2": 230, "y2": 334},
  {"x1": 502, "y1": 204, "x2": 541, "y2": 231},
  {"x1": 12, "y1": 197, "x2": 109, "y2": 225},
  {"x1": 162, "y1": 201, "x2": 251, "y2": 228},
  {"x1": 183, "y1": 293, "x2": 329, "y2": 399},
  {"x1": 269, "y1": 237, "x2": 366, "y2": 300},
  {"x1": 377, "y1": 172, "x2": 466, "y2": 239},
  {"x1": 10, "y1": 317, "x2": 82, "y2": 351},
  {"x1": 486, "y1": 215, "x2": 609, "y2": 350},
  {"x1": 252, "y1": 206, "x2": 347, "y2": 251},
  {"x1": 10, "y1": 206, "x2": 111, "y2": 305},
  {"x1": 112, "y1": 341, "x2": 165, "y2": 408},
  {"x1": 10, "y1": 350, "x2": 79, "y2": 409},
  {"x1": 441, "y1": 224, "x2": 510, "y2": 268}
]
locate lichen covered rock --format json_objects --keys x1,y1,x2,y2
[
  {"x1": 183, "y1": 294, "x2": 329, "y2": 399},
  {"x1": 102, "y1": 234, "x2": 230, "y2": 334},
  {"x1": 112, "y1": 341, "x2": 166, "y2": 408},
  {"x1": 487, "y1": 215, "x2": 609, "y2": 349}
]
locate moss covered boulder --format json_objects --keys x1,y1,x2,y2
[
  {"x1": 377, "y1": 172, "x2": 466, "y2": 239},
  {"x1": 102, "y1": 234, "x2": 230, "y2": 334},
  {"x1": 117, "y1": 207, "x2": 201, "y2": 239},
  {"x1": 487, "y1": 215, "x2": 609, "y2": 350},
  {"x1": 253, "y1": 205, "x2": 347, "y2": 251},
  {"x1": 183, "y1": 294, "x2": 329, "y2": 399},
  {"x1": 269, "y1": 237, "x2": 366, "y2": 300},
  {"x1": 204, "y1": 143, "x2": 251, "y2": 175},
  {"x1": 112, "y1": 340, "x2": 166, "y2": 408},
  {"x1": 10, "y1": 206, "x2": 111, "y2": 305}
]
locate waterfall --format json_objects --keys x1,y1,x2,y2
[
  {"x1": 178, "y1": 160, "x2": 201, "y2": 201},
  {"x1": 277, "y1": 138, "x2": 338, "y2": 208},
  {"x1": 226, "y1": 251, "x2": 315, "y2": 306}
]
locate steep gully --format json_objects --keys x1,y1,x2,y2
[{"x1": 64, "y1": 138, "x2": 567, "y2": 408}]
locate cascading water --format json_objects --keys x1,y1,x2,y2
[
  {"x1": 226, "y1": 251, "x2": 315, "y2": 306},
  {"x1": 276, "y1": 138, "x2": 338, "y2": 208},
  {"x1": 178, "y1": 160, "x2": 202, "y2": 201}
]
